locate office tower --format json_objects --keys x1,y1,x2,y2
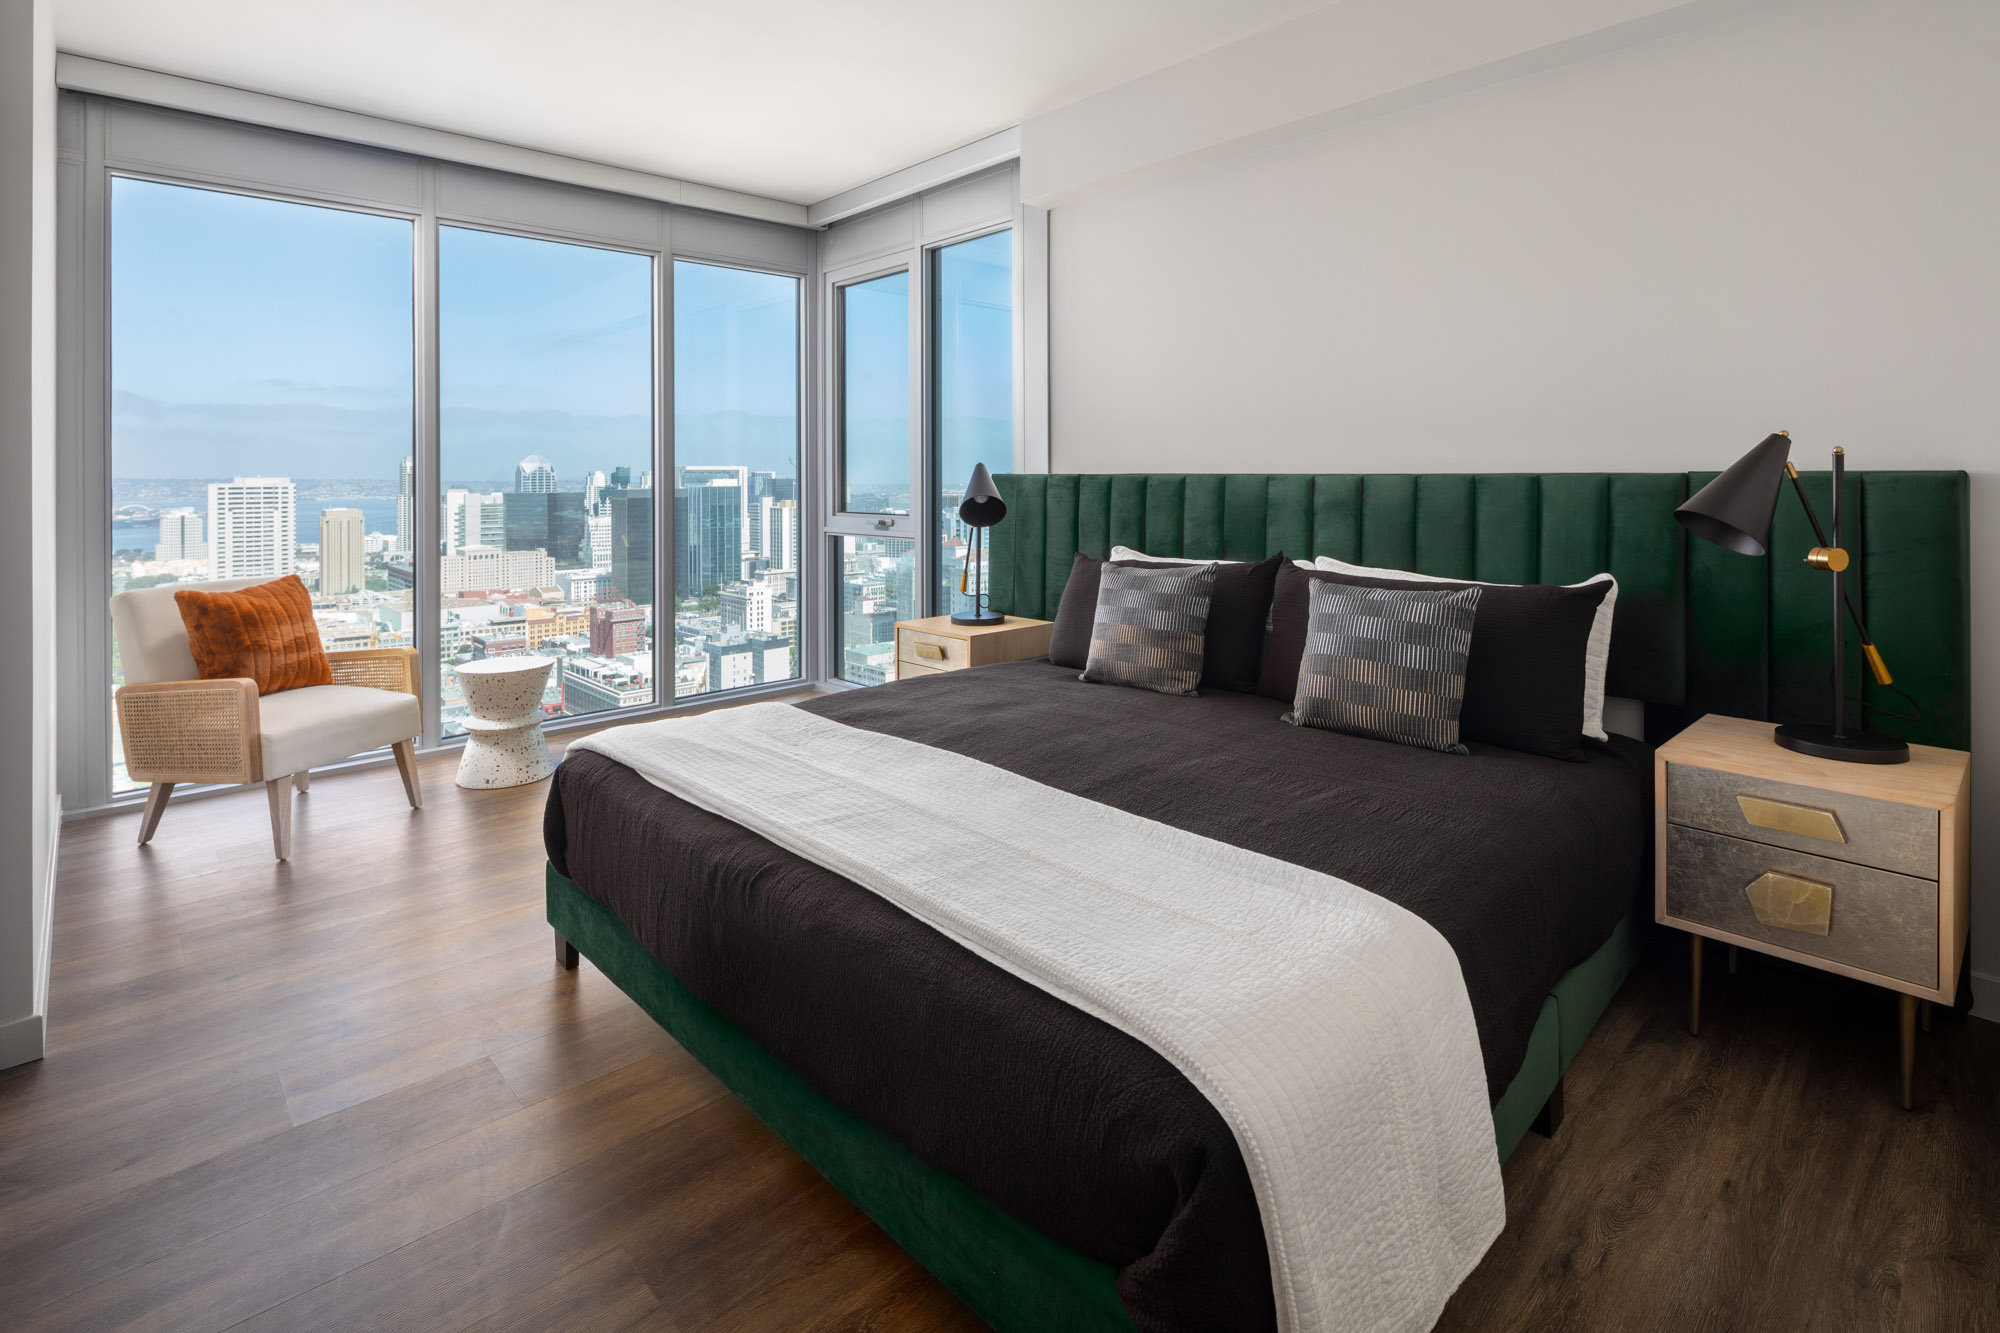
[
  {"x1": 638, "y1": 469, "x2": 653, "y2": 490},
  {"x1": 583, "y1": 469, "x2": 607, "y2": 513},
  {"x1": 608, "y1": 490, "x2": 654, "y2": 606},
  {"x1": 680, "y1": 465, "x2": 750, "y2": 554},
  {"x1": 515, "y1": 453, "x2": 557, "y2": 493},
  {"x1": 443, "y1": 488, "x2": 503, "y2": 556},
  {"x1": 395, "y1": 456, "x2": 414, "y2": 555},
  {"x1": 588, "y1": 600, "x2": 647, "y2": 656},
  {"x1": 501, "y1": 491, "x2": 588, "y2": 565},
  {"x1": 156, "y1": 509, "x2": 205, "y2": 563},
  {"x1": 317, "y1": 507, "x2": 366, "y2": 595},
  {"x1": 586, "y1": 513, "x2": 612, "y2": 570},
  {"x1": 720, "y1": 580, "x2": 773, "y2": 635},
  {"x1": 608, "y1": 466, "x2": 631, "y2": 489},
  {"x1": 207, "y1": 477, "x2": 297, "y2": 580},
  {"x1": 674, "y1": 481, "x2": 742, "y2": 599},
  {"x1": 756, "y1": 497, "x2": 798, "y2": 570},
  {"x1": 437, "y1": 546, "x2": 556, "y2": 596},
  {"x1": 557, "y1": 568, "x2": 602, "y2": 604}
]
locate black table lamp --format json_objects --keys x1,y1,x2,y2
[
  {"x1": 1676, "y1": 431, "x2": 1908, "y2": 764},
  {"x1": 951, "y1": 462, "x2": 1007, "y2": 627}
]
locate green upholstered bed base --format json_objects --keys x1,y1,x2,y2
[
  {"x1": 988, "y1": 471, "x2": 1971, "y2": 751},
  {"x1": 547, "y1": 864, "x2": 1649, "y2": 1333}
]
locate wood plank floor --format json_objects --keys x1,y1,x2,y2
[{"x1": 5, "y1": 739, "x2": 1997, "y2": 1331}]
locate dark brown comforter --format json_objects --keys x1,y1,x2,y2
[{"x1": 544, "y1": 659, "x2": 1652, "y2": 1332}]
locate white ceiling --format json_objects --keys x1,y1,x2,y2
[{"x1": 54, "y1": 0, "x2": 1324, "y2": 205}]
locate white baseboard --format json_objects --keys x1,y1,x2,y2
[
  {"x1": 1971, "y1": 970, "x2": 2000, "y2": 1025},
  {"x1": 0, "y1": 1011, "x2": 45, "y2": 1071}
]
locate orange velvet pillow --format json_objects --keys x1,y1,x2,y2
[{"x1": 175, "y1": 575, "x2": 333, "y2": 694}]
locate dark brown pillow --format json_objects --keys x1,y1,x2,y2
[
  {"x1": 1048, "y1": 552, "x2": 1284, "y2": 692},
  {"x1": 1261, "y1": 562, "x2": 1611, "y2": 760}
]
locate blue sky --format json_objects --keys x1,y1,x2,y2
[{"x1": 110, "y1": 175, "x2": 1008, "y2": 495}]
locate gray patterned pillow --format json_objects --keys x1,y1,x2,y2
[
  {"x1": 1080, "y1": 561, "x2": 1220, "y2": 696},
  {"x1": 1284, "y1": 580, "x2": 1481, "y2": 753}
]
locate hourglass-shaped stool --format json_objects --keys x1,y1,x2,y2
[{"x1": 454, "y1": 656, "x2": 556, "y2": 789}]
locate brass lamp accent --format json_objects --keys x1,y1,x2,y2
[{"x1": 1676, "y1": 432, "x2": 1910, "y2": 764}]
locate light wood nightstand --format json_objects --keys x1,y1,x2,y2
[
  {"x1": 1656, "y1": 714, "x2": 1971, "y2": 1108},
  {"x1": 893, "y1": 615, "x2": 1053, "y2": 682}
]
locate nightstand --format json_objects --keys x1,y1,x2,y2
[
  {"x1": 893, "y1": 615, "x2": 1053, "y2": 682},
  {"x1": 1656, "y1": 714, "x2": 1971, "y2": 1108}
]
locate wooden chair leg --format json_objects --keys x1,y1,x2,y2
[
  {"x1": 293, "y1": 768, "x2": 310, "y2": 793},
  {"x1": 392, "y1": 739, "x2": 422, "y2": 810},
  {"x1": 265, "y1": 778, "x2": 293, "y2": 861},
  {"x1": 137, "y1": 782, "x2": 174, "y2": 845},
  {"x1": 555, "y1": 930, "x2": 579, "y2": 971}
]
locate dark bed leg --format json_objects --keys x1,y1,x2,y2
[
  {"x1": 1531, "y1": 1075, "x2": 1565, "y2": 1139},
  {"x1": 555, "y1": 929, "x2": 579, "y2": 970}
]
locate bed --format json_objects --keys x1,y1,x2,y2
[{"x1": 544, "y1": 469, "x2": 1970, "y2": 1333}]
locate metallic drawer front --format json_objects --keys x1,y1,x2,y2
[
  {"x1": 1665, "y1": 824, "x2": 1938, "y2": 987},
  {"x1": 897, "y1": 630, "x2": 966, "y2": 670},
  {"x1": 1666, "y1": 762, "x2": 1938, "y2": 878},
  {"x1": 895, "y1": 658, "x2": 945, "y2": 681}
]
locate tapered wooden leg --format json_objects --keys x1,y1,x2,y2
[
  {"x1": 555, "y1": 930, "x2": 579, "y2": 971},
  {"x1": 265, "y1": 779, "x2": 293, "y2": 861},
  {"x1": 1921, "y1": 999, "x2": 1932, "y2": 1033},
  {"x1": 392, "y1": 739, "x2": 423, "y2": 809},
  {"x1": 293, "y1": 768, "x2": 310, "y2": 793},
  {"x1": 137, "y1": 782, "x2": 174, "y2": 845},
  {"x1": 1728, "y1": 944, "x2": 1738, "y2": 975},
  {"x1": 1690, "y1": 934, "x2": 1703, "y2": 1037},
  {"x1": 1899, "y1": 993, "x2": 1917, "y2": 1110}
]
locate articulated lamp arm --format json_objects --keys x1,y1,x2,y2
[{"x1": 1782, "y1": 460, "x2": 1894, "y2": 687}]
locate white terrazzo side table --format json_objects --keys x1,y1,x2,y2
[{"x1": 455, "y1": 655, "x2": 556, "y2": 789}]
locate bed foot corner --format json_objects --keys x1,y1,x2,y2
[
  {"x1": 555, "y1": 929, "x2": 579, "y2": 971},
  {"x1": 1530, "y1": 1075, "x2": 1564, "y2": 1139}
]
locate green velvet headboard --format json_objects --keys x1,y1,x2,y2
[{"x1": 988, "y1": 472, "x2": 1970, "y2": 750}]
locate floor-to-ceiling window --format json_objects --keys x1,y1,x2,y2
[
  {"x1": 931, "y1": 230, "x2": 1014, "y2": 617},
  {"x1": 671, "y1": 261, "x2": 802, "y2": 699},
  {"x1": 832, "y1": 267, "x2": 917, "y2": 682},
  {"x1": 107, "y1": 177, "x2": 414, "y2": 791},
  {"x1": 437, "y1": 226, "x2": 655, "y2": 734}
]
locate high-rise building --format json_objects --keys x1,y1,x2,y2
[
  {"x1": 207, "y1": 477, "x2": 297, "y2": 580},
  {"x1": 607, "y1": 490, "x2": 654, "y2": 605},
  {"x1": 720, "y1": 580, "x2": 773, "y2": 635},
  {"x1": 515, "y1": 453, "x2": 557, "y2": 493},
  {"x1": 443, "y1": 489, "x2": 506, "y2": 555},
  {"x1": 588, "y1": 600, "x2": 647, "y2": 656},
  {"x1": 755, "y1": 498, "x2": 798, "y2": 571},
  {"x1": 583, "y1": 469, "x2": 607, "y2": 513},
  {"x1": 585, "y1": 513, "x2": 612, "y2": 570},
  {"x1": 674, "y1": 481, "x2": 743, "y2": 599},
  {"x1": 317, "y1": 507, "x2": 366, "y2": 595},
  {"x1": 156, "y1": 509, "x2": 205, "y2": 563},
  {"x1": 438, "y1": 545, "x2": 555, "y2": 596},
  {"x1": 608, "y1": 466, "x2": 631, "y2": 489},
  {"x1": 561, "y1": 654, "x2": 652, "y2": 713},
  {"x1": 395, "y1": 456, "x2": 414, "y2": 556},
  {"x1": 501, "y1": 491, "x2": 588, "y2": 565}
]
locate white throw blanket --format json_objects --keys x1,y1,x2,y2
[{"x1": 571, "y1": 703, "x2": 1504, "y2": 1333}]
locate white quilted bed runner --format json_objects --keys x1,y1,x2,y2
[{"x1": 571, "y1": 702, "x2": 1504, "y2": 1333}]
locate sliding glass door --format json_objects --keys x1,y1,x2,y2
[
  {"x1": 107, "y1": 177, "x2": 414, "y2": 791},
  {"x1": 437, "y1": 226, "x2": 655, "y2": 734}
]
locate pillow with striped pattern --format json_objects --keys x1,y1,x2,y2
[
  {"x1": 1283, "y1": 580, "x2": 1481, "y2": 754},
  {"x1": 1080, "y1": 561, "x2": 1220, "y2": 696}
]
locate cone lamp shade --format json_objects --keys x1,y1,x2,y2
[
  {"x1": 1674, "y1": 431, "x2": 1791, "y2": 556},
  {"x1": 951, "y1": 464, "x2": 1007, "y2": 626}
]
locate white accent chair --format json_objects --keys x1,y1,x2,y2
[{"x1": 111, "y1": 578, "x2": 423, "y2": 860}]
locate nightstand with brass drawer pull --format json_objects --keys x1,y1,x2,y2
[
  {"x1": 892, "y1": 615, "x2": 1054, "y2": 683},
  {"x1": 1656, "y1": 714, "x2": 1970, "y2": 1109}
]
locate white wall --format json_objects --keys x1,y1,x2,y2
[
  {"x1": 0, "y1": 0, "x2": 59, "y2": 1070},
  {"x1": 1039, "y1": 0, "x2": 2000, "y2": 1013}
]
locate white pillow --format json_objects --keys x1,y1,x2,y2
[
  {"x1": 1313, "y1": 556, "x2": 1617, "y2": 743},
  {"x1": 1111, "y1": 545, "x2": 1318, "y2": 570}
]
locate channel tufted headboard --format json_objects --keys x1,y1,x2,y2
[{"x1": 988, "y1": 472, "x2": 1969, "y2": 750}]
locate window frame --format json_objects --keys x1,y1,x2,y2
[
  {"x1": 925, "y1": 221, "x2": 1016, "y2": 621},
  {"x1": 57, "y1": 94, "x2": 819, "y2": 813}
]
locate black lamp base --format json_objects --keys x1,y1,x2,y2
[
  {"x1": 949, "y1": 612, "x2": 1006, "y2": 627},
  {"x1": 1775, "y1": 722, "x2": 1910, "y2": 765}
]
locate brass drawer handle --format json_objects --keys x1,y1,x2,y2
[
  {"x1": 1745, "y1": 870, "x2": 1833, "y2": 936},
  {"x1": 1737, "y1": 794, "x2": 1845, "y2": 843},
  {"x1": 914, "y1": 642, "x2": 945, "y2": 661}
]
